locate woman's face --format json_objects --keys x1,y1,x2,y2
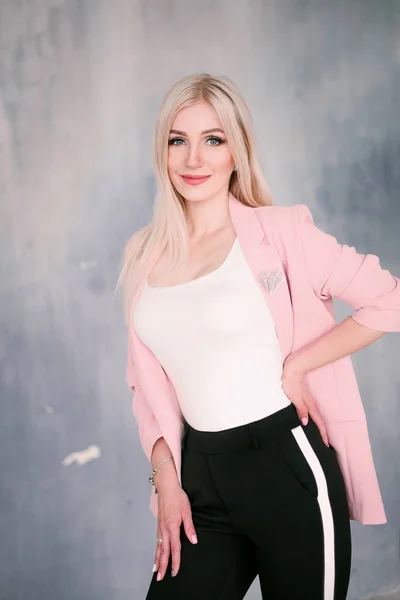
[{"x1": 167, "y1": 100, "x2": 235, "y2": 203}]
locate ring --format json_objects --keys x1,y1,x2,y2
[{"x1": 157, "y1": 537, "x2": 163, "y2": 544}]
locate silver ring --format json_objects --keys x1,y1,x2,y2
[{"x1": 157, "y1": 536, "x2": 163, "y2": 544}]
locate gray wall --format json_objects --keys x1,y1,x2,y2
[{"x1": 0, "y1": 1, "x2": 399, "y2": 598}]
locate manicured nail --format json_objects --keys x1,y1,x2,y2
[
  {"x1": 152, "y1": 563, "x2": 157, "y2": 573},
  {"x1": 191, "y1": 534, "x2": 198, "y2": 544},
  {"x1": 171, "y1": 568, "x2": 175, "y2": 577},
  {"x1": 301, "y1": 417, "x2": 308, "y2": 426},
  {"x1": 157, "y1": 572, "x2": 162, "y2": 581}
]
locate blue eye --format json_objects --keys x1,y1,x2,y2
[
  {"x1": 168, "y1": 136, "x2": 225, "y2": 146},
  {"x1": 207, "y1": 136, "x2": 223, "y2": 145},
  {"x1": 168, "y1": 138, "x2": 185, "y2": 146}
]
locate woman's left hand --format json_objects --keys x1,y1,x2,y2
[{"x1": 281, "y1": 358, "x2": 329, "y2": 447}]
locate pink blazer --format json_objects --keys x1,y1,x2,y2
[{"x1": 126, "y1": 192, "x2": 400, "y2": 524}]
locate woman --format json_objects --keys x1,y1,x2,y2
[{"x1": 119, "y1": 73, "x2": 400, "y2": 599}]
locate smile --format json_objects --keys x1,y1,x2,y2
[{"x1": 181, "y1": 175, "x2": 211, "y2": 186}]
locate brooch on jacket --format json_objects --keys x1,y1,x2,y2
[{"x1": 260, "y1": 269, "x2": 285, "y2": 294}]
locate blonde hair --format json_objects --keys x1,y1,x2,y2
[{"x1": 117, "y1": 73, "x2": 272, "y2": 321}]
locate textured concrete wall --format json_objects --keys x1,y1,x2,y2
[{"x1": 0, "y1": 1, "x2": 399, "y2": 598}]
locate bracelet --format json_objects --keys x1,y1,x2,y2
[{"x1": 149, "y1": 456, "x2": 173, "y2": 494}]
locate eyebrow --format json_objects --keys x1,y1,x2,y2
[{"x1": 169, "y1": 128, "x2": 225, "y2": 136}]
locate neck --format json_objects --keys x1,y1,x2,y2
[{"x1": 184, "y1": 190, "x2": 232, "y2": 239}]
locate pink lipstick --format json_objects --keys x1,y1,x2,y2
[{"x1": 181, "y1": 175, "x2": 211, "y2": 186}]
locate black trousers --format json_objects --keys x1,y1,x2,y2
[{"x1": 145, "y1": 403, "x2": 352, "y2": 599}]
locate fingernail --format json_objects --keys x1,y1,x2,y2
[
  {"x1": 191, "y1": 534, "x2": 198, "y2": 544},
  {"x1": 171, "y1": 568, "x2": 175, "y2": 577},
  {"x1": 301, "y1": 417, "x2": 308, "y2": 426},
  {"x1": 152, "y1": 563, "x2": 157, "y2": 573},
  {"x1": 156, "y1": 572, "x2": 162, "y2": 581}
]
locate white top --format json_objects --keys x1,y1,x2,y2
[{"x1": 133, "y1": 237, "x2": 291, "y2": 432}]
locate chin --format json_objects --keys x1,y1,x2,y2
[
  {"x1": 172, "y1": 182, "x2": 209, "y2": 201},
  {"x1": 182, "y1": 187, "x2": 219, "y2": 203},
  {"x1": 184, "y1": 195, "x2": 209, "y2": 204}
]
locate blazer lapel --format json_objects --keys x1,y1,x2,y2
[{"x1": 228, "y1": 193, "x2": 294, "y2": 362}]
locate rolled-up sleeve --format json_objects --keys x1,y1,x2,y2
[
  {"x1": 127, "y1": 332, "x2": 163, "y2": 461},
  {"x1": 296, "y1": 204, "x2": 400, "y2": 332}
]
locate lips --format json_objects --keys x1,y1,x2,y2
[{"x1": 181, "y1": 175, "x2": 211, "y2": 186}]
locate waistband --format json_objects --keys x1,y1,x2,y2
[{"x1": 182, "y1": 403, "x2": 301, "y2": 454}]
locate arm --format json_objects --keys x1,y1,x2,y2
[
  {"x1": 123, "y1": 234, "x2": 168, "y2": 468},
  {"x1": 127, "y1": 332, "x2": 163, "y2": 462},
  {"x1": 286, "y1": 204, "x2": 400, "y2": 375},
  {"x1": 126, "y1": 333, "x2": 198, "y2": 582},
  {"x1": 285, "y1": 316, "x2": 384, "y2": 375},
  {"x1": 127, "y1": 332, "x2": 180, "y2": 485},
  {"x1": 281, "y1": 204, "x2": 400, "y2": 445}
]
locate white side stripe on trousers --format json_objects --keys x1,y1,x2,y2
[{"x1": 291, "y1": 425, "x2": 335, "y2": 600}]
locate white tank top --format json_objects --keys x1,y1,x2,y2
[{"x1": 133, "y1": 237, "x2": 291, "y2": 431}]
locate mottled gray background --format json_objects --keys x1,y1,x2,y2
[{"x1": 0, "y1": 1, "x2": 399, "y2": 599}]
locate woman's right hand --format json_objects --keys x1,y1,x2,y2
[{"x1": 153, "y1": 474, "x2": 198, "y2": 582}]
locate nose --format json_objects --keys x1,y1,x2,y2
[{"x1": 185, "y1": 143, "x2": 203, "y2": 169}]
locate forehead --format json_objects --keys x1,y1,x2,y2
[{"x1": 170, "y1": 100, "x2": 223, "y2": 133}]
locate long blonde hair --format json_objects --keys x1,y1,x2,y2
[{"x1": 117, "y1": 73, "x2": 272, "y2": 321}]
